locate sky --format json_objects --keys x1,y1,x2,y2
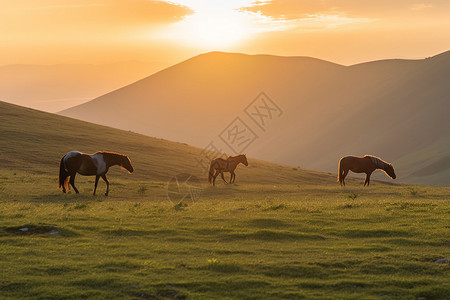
[{"x1": 1, "y1": 0, "x2": 450, "y2": 66}]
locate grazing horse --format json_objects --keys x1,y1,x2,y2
[
  {"x1": 208, "y1": 154, "x2": 248, "y2": 186},
  {"x1": 58, "y1": 151, "x2": 134, "y2": 195},
  {"x1": 338, "y1": 155, "x2": 396, "y2": 186}
]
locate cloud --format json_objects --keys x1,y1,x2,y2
[
  {"x1": 240, "y1": 0, "x2": 375, "y2": 30},
  {"x1": 2, "y1": 0, "x2": 192, "y2": 26},
  {"x1": 411, "y1": 3, "x2": 434, "y2": 11},
  {"x1": 242, "y1": 0, "x2": 450, "y2": 19},
  {"x1": 290, "y1": 14, "x2": 373, "y2": 30}
]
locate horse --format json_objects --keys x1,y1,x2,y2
[
  {"x1": 208, "y1": 154, "x2": 248, "y2": 186},
  {"x1": 58, "y1": 151, "x2": 134, "y2": 195},
  {"x1": 338, "y1": 155, "x2": 396, "y2": 186}
]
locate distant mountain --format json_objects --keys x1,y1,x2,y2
[
  {"x1": 60, "y1": 51, "x2": 450, "y2": 186},
  {"x1": 0, "y1": 61, "x2": 166, "y2": 112}
]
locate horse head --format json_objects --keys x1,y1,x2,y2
[
  {"x1": 121, "y1": 155, "x2": 134, "y2": 174},
  {"x1": 385, "y1": 164, "x2": 396, "y2": 179},
  {"x1": 241, "y1": 154, "x2": 248, "y2": 166}
]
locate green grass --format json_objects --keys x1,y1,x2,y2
[
  {"x1": 0, "y1": 101, "x2": 449, "y2": 299},
  {"x1": 0, "y1": 170, "x2": 449, "y2": 299}
]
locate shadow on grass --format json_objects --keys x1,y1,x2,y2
[
  {"x1": 259, "y1": 264, "x2": 329, "y2": 279},
  {"x1": 28, "y1": 193, "x2": 104, "y2": 204},
  {"x1": 247, "y1": 218, "x2": 290, "y2": 229},
  {"x1": 199, "y1": 262, "x2": 244, "y2": 273},
  {"x1": 222, "y1": 230, "x2": 326, "y2": 241},
  {"x1": 1, "y1": 223, "x2": 79, "y2": 237},
  {"x1": 386, "y1": 238, "x2": 445, "y2": 247},
  {"x1": 160, "y1": 280, "x2": 271, "y2": 298},
  {"x1": 101, "y1": 228, "x2": 154, "y2": 237},
  {"x1": 95, "y1": 261, "x2": 143, "y2": 273},
  {"x1": 336, "y1": 229, "x2": 412, "y2": 238}
]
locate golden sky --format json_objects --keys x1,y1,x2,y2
[{"x1": 1, "y1": 0, "x2": 450, "y2": 66}]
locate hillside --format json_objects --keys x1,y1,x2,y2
[
  {"x1": 60, "y1": 51, "x2": 450, "y2": 186},
  {"x1": 0, "y1": 100, "x2": 339, "y2": 186},
  {"x1": 2, "y1": 103, "x2": 449, "y2": 300}
]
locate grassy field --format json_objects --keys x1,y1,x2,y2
[
  {"x1": 0, "y1": 172, "x2": 449, "y2": 299},
  {"x1": 1, "y1": 101, "x2": 449, "y2": 299}
]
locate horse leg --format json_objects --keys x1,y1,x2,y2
[
  {"x1": 220, "y1": 171, "x2": 228, "y2": 184},
  {"x1": 341, "y1": 169, "x2": 349, "y2": 186},
  {"x1": 61, "y1": 173, "x2": 68, "y2": 193},
  {"x1": 101, "y1": 174, "x2": 110, "y2": 196},
  {"x1": 212, "y1": 170, "x2": 219, "y2": 186},
  {"x1": 62, "y1": 179, "x2": 67, "y2": 193},
  {"x1": 93, "y1": 175, "x2": 100, "y2": 195},
  {"x1": 230, "y1": 171, "x2": 236, "y2": 183},
  {"x1": 69, "y1": 173, "x2": 79, "y2": 194},
  {"x1": 364, "y1": 173, "x2": 372, "y2": 187}
]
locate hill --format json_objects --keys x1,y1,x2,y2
[
  {"x1": 1, "y1": 101, "x2": 449, "y2": 299},
  {"x1": 60, "y1": 51, "x2": 450, "y2": 186},
  {"x1": 0, "y1": 100, "x2": 338, "y2": 186}
]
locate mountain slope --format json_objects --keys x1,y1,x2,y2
[
  {"x1": 61, "y1": 52, "x2": 343, "y2": 147},
  {"x1": 0, "y1": 100, "x2": 337, "y2": 186},
  {"x1": 60, "y1": 51, "x2": 450, "y2": 186}
]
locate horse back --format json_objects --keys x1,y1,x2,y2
[
  {"x1": 340, "y1": 155, "x2": 375, "y2": 173},
  {"x1": 64, "y1": 151, "x2": 98, "y2": 176},
  {"x1": 211, "y1": 157, "x2": 231, "y2": 172}
]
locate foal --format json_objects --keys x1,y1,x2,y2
[{"x1": 208, "y1": 154, "x2": 248, "y2": 186}]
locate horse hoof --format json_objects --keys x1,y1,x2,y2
[{"x1": 105, "y1": 193, "x2": 108, "y2": 196}]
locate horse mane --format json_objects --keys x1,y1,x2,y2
[
  {"x1": 97, "y1": 151, "x2": 129, "y2": 165},
  {"x1": 367, "y1": 155, "x2": 390, "y2": 169},
  {"x1": 97, "y1": 151, "x2": 128, "y2": 160},
  {"x1": 228, "y1": 154, "x2": 245, "y2": 160},
  {"x1": 97, "y1": 151, "x2": 126, "y2": 157}
]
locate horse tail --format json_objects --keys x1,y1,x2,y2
[
  {"x1": 337, "y1": 158, "x2": 343, "y2": 184},
  {"x1": 208, "y1": 160, "x2": 216, "y2": 183},
  {"x1": 58, "y1": 155, "x2": 69, "y2": 191}
]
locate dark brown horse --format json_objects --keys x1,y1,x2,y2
[
  {"x1": 208, "y1": 154, "x2": 248, "y2": 186},
  {"x1": 59, "y1": 151, "x2": 134, "y2": 195},
  {"x1": 338, "y1": 155, "x2": 396, "y2": 186}
]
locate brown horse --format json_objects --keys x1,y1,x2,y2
[
  {"x1": 208, "y1": 154, "x2": 248, "y2": 186},
  {"x1": 59, "y1": 151, "x2": 134, "y2": 195},
  {"x1": 338, "y1": 155, "x2": 396, "y2": 186}
]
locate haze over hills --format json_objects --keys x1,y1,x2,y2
[
  {"x1": 0, "y1": 61, "x2": 167, "y2": 112},
  {"x1": 0, "y1": 100, "x2": 337, "y2": 186},
  {"x1": 60, "y1": 51, "x2": 450, "y2": 186}
]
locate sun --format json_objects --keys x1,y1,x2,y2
[
  {"x1": 173, "y1": 13, "x2": 250, "y2": 48},
  {"x1": 160, "y1": 11, "x2": 250, "y2": 49},
  {"x1": 155, "y1": 0, "x2": 274, "y2": 49}
]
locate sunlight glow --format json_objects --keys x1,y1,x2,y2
[
  {"x1": 156, "y1": 0, "x2": 286, "y2": 48},
  {"x1": 155, "y1": 0, "x2": 373, "y2": 49}
]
